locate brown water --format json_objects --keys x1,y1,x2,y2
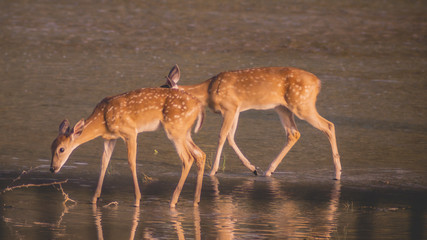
[{"x1": 1, "y1": 0, "x2": 426, "y2": 239}]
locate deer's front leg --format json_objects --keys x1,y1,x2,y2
[
  {"x1": 126, "y1": 135, "x2": 142, "y2": 207},
  {"x1": 226, "y1": 111, "x2": 258, "y2": 175},
  {"x1": 209, "y1": 110, "x2": 238, "y2": 176},
  {"x1": 92, "y1": 139, "x2": 117, "y2": 204}
]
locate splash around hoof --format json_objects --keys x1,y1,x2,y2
[
  {"x1": 253, "y1": 167, "x2": 265, "y2": 176},
  {"x1": 91, "y1": 197, "x2": 99, "y2": 205},
  {"x1": 333, "y1": 170, "x2": 342, "y2": 180}
]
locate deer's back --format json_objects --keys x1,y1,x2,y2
[{"x1": 207, "y1": 67, "x2": 320, "y2": 111}]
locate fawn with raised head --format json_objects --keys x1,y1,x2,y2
[
  {"x1": 162, "y1": 65, "x2": 341, "y2": 180},
  {"x1": 50, "y1": 87, "x2": 206, "y2": 207}
]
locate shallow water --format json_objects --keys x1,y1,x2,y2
[{"x1": 1, "y1": 0, "x2": 426, "y2": 239}]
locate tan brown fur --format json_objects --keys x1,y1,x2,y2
[
  {"x1": 50, "y1": 87, "x2": 206, "y2": 207},
  {"x1": 164, "y1": 65, "x2": 341, "y2": 180}
]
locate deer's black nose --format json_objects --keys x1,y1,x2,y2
[{"x1": 50, "y1": 167, "x2": 55, "y2": 173}]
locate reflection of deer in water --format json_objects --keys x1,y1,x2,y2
[
  {"x1": 162, "y1": 65, "x2": 342, "y2": 179},
  {"x1": 50, "y1": 87, "x2": 206, "y2": 208},
  {"x1": 208, "y1": 177, "x2": 341, "y2": 238},
  {"x1": 170, "y1": 207, "x2": 201, "y2": 240},
  {"x1": 92, "y1": 205, "x2": 140, "y2": 240},
  {"x1": 210, "y1": 176, "x2": 237, "y2": 239}
]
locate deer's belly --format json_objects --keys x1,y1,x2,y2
[{"x1": 240, "y1": 103, "x2": 280, "y2": 111}]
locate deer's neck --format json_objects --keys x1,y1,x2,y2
[
  {"x1": 74, "y1": 113, "x2": 106, "y2": 147},
  {"x1": 179, "y1": 79, "x2": 211, "y2": 107}
]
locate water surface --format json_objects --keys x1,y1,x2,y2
[{"x1": 1, "y1": 0, "x2": 426, "y2": 239}]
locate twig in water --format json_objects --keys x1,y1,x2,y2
[
  {"x1": 56, "y1": 183, "x2": 77, "y2": 205},
  {"x1": 142, "y1": 172, "x2": 153, "y2": 183},
  {"x1": 7, "y1": 165, "x2": 42, "y2": 187},
  {"x1": 103, "y1": 201, "x2": 119, "y2": 208},
  {"x1": 1, "y1": 179, "x2": 69, "y2": 194},
  {"x1": 221, "y1": 154, "x2": 226, "y2": 172},
  {"x1": 55, "y1": 183, "x2": 77, "y2": 228},
  {"x1": 206, "y1": 152, "x2": 213, "y2": 169}
]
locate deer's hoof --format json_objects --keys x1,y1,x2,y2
[
  {"x1": 333, "y1": 171, "x2": 342, "y2": 180},
  {"x1": 253, "y1": 167, "x2": 264, "y2": 176}
]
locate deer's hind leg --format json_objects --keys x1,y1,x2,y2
[
  {"x1": 265, "y1": 106, "x2": 301, "y2": 176},
  {"x1": 164, "y1": 121, "x2": 195, "y2": 208},
  {"x1": 169, "y1": 137, "x2": 194, "y2": 208},
  {"x1": 187, "y1": 134, "x2": 206, "y2": 206},
  {"x1": 294, "y1": 103, "x2": 342, "y2": 180}
]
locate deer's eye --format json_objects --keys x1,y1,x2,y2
[{"x1": 59, "y1": 148, "x2": 65, "y2": 153}]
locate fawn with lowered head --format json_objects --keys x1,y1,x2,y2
[
  {"x1": 50, "y1": 85, "x2": 206, "y2": 208},
  {"x1": 162, "y1": 65, "x2": 341, "y2": 180}
]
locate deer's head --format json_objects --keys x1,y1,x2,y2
[{"x1": 50, "y1": 119, "x2": 84, "y2": 173}]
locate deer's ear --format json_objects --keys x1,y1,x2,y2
[
  {"x1": 59, "y1": 119, "x2": 70, "y2": 135},
  {"x1": 71, "y1": 119, "x2": 85, "y2": 138},
  {"x1": 167, "y1": 64, "x2": 180, "y2": 89}
]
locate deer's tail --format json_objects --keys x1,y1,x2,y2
[{"x1": 194, "y1": 106, "x2": 205, "y2": 134}]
